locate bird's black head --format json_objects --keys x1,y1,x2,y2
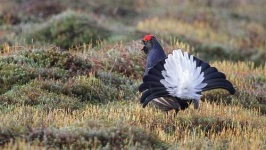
[{"x1": 141, "y1": 34, "x2": 155, "y2": 54}]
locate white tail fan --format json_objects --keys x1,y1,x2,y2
[{"x1": 160, "y1": 49, "x2": 207, "y2": 100}]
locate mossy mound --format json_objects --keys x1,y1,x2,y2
[
  {"x1": 0, "y1": 81, "x2": 81, "y2": 111},
  {"x1": 0, "y1": 47, "x2": 92, "y2": 94},
  {"x1": 0, "y1": 63, "x2": 37, "y2": 94},
  {"x1": 24, "y1": 10, "x2": 111, "y2": 49},
  {"x1": 89, "y1": 42, "x2": 145, "y2": 78},
  {"x1": 38, "y1": 76, "x2": 117, "y2": 103},
  {"x1": 0, "y1": 45, "x2": 139, "y2": 108},
  {"x1": 0, "y1": 123, "x2": 166, "y2": 149},
  {"x1": 28, "y1": 126, "x2": 164, "y2": 149},
  {"x1": 95, "y1": 71, "x2": 139, "y2": 100},
  {"x1": 0, "y1": 72, "x2": 138, "y2": 110},
  {"x1": 39, "y1": 73, "x2": 138, "y2": 103}
]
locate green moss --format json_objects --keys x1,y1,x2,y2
[
  {"x1": 177, "y1": 116, "x2": 251, "y2": 135},
  {"x1": 96, "y1": 71, "x2": 139, "y2": 100},
  {"x1": 24, "y1": 10, "x2": 111, "y2": 49},
  {"x1": 22, "y1": 48, "x2": 92, "y2": 75},
  {"x1": 238, "y1": 91, "x2": 266, "y2": 114},
  {"x1": 0, "y1": 74, "x2": 136, "y2": 109},
  {"x1": 0, "y1": 124, "x2": 166, "y2": 149},
  {"x1": 0, "y1": 47, "x2": 93, "y2": 94},
  {"x1": 39, "y1": 74, "x2": 137, "y2": 103},
  {"x1": 0, "y1": 45, "x2": 138, "y2": 105},
  {"x1": 0, "y1": 81, "x2": 82, "y2": 111},
  {"x1": 91, "y1": 47, "x2": 145, "y2": 78},
  {"x1": 0, "y1": 63, "x2": 37, "y2": 94}
]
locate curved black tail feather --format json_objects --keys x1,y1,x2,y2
[
  {"x1": 140, "y1": 87, "x2": 167, "y2": 103},
  {"x1": 193, "y1": 56, "x2": 236, "y2": 95}
]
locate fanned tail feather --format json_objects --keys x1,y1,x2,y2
[
  {"x1": 139, "y1": 81, "x2": 164, "y2": 92},
  {"x1": 139, "y1": 51, "x2": 199, "y2": 111},
  {"x1": 139, "y1": 49, "x2": 235, "y2": 112},
  {"x1": 143, "y1": 74, "x2": 162, "y2": 82},
  {"x1": 192, "y1": 56, "x2": 235, "y2": 95},
  {"x1": 202, "y1": 79, "x2": 235, "y2": 94},
  {"x1": 142, "y1": 91, "x2": 169, "y2": 107},
  {"x1": 140, "y1": 87, "x2": 167, "y2": 103},
  {"x1": 139, "y1": 59, "x2": 172, "y2": 108}
]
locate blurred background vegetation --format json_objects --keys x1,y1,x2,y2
[
  {"x1": 0, "y1": 0, "x2": 265, "y2": 64},
  {"x1": 0, "y1": 0, "x2": 265, "y2": 149}
]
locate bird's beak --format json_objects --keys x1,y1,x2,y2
[
  {"x1": 140, "y1": 40, "x2": 148, "y2": 54},
  {"x1": 142, "y1": 45, "x2": 148, "y2": 54}
]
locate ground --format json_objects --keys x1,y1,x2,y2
[{"x1": 0, "y1": 0, "x2": 265, "y2": 149}]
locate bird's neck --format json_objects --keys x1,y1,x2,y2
[{"x1": 145, "y1": 42, "x2": 166, "y2": 75}]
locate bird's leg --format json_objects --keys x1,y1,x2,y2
[{"x1": 193, "y1": 99, "x2": 199, "y2": 109}]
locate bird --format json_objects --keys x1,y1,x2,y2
[{"x1": 139, "y1": 34, "x2": 235, "y2": 113}]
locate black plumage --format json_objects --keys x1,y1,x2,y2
[{"x1": 139, "y1": 34, "x2": 236, "y2": 112}]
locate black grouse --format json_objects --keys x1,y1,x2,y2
[{"x1": 139, "y1": 34, "x2": 235, "y2": 113}]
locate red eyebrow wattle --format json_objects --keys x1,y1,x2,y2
[{"x1": 142, "y1": 34, "x2": 153, "y2": 41}]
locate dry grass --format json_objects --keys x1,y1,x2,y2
[
  {"x1": 0, "y1": 100, "x2": 265, "y2": 149},
  {"x1": 0, "y1": 0, "x2": 265, "y2": 149},
  {"x1": 0, "y1": 42, "x2": 265, "y2": 149}
]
